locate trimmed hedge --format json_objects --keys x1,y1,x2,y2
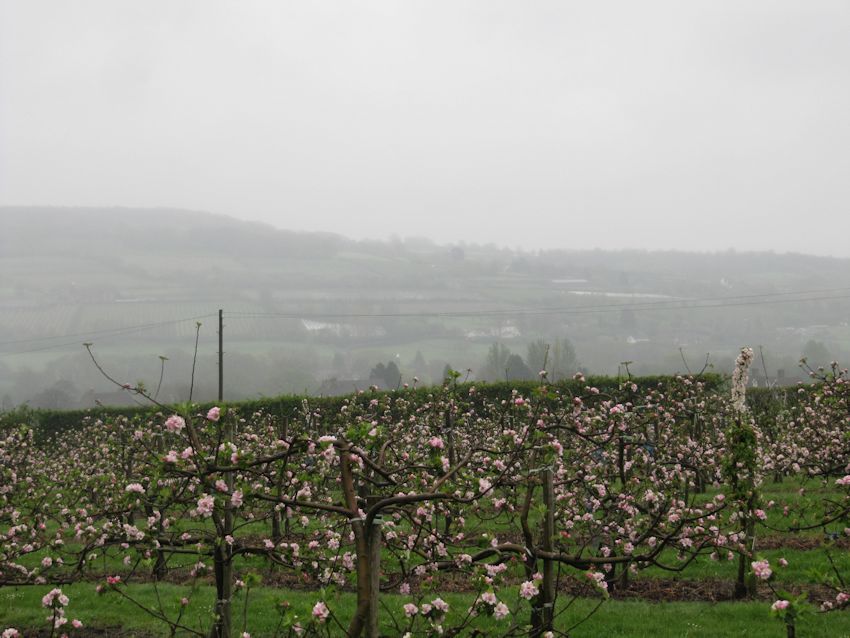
[{"x1": 2, "y1": 374, "x2": 727, "y2": 442}]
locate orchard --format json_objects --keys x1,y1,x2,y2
[{"x1": 2, "y1": 350, "x2": 849, "y2": 637}]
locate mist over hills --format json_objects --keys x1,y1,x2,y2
[{"x1": 2, "y1": 206, "x2": 848, "y2": 409}]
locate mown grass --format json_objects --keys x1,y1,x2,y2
[{"x1": 3, "y1": 583, "x2": 850, "y2": 637}]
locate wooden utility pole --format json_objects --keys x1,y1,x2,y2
[{"x1": 218, "y1": 309, "x2": 224, "y2": 402}]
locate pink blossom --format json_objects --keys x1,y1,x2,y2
[
  {"x1": 752, "y1": 560, "x2": 772, "y2": 580},
  {"x1": 431, "y1": 598, "x2": 449, "y2": 613},
  {"x1": 403, "y1": 603, "x2": 418, "y2": 617},
  {"x1": 165, "y1": 415, "x2": 185, "y2": 432},
  {"x1": 41, "y1": 588, "x2": 66, "y2": 608},
  {"x1": 125, "y1": 483, "x2": 145, "y2": 494},
  {"x1": 231, "y1": 490, "x2": 243, "y2": 507},
  {"x1": 519, "y1": 580, "x2": 539, "y2": 600},
  {"x1": 206, "y1": 406, "x2": 221, "y2": 422},
  {"x1": 586, "y1": 571, "x2": 608, "y2": 591},
  {"x1": 481, "y1": 591, "x2": 497, "y2": 606},
  {"x1": 493, "y1": 602, "x2": 510, "y2": 620},
  {"x1": 312, "y1": 601, "x2": 330, "y2": 623},
  {"x1": 429, "y1": 436, "x2": 444, "y2": 449},
  {"x1": 197, "y1": 494, "x2": 215, "y2": 518},
  {"x1": 771, "y1": 600, "x2": 790, "y2": 611}
]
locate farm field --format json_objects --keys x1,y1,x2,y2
[{"x1": 2, "y1": 352, "x2": 849, "y2": 637}]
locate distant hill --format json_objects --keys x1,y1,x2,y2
[{"x1": 2, "y1": 206, "x2": 849, "y2": 409}]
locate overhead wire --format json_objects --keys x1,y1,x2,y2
[
  {"x1": 2, "y1": 286, "x2": 849, "y2": 357},
  {"x1": 0, "y1": 313, "x2": 217, "y2": 356}
]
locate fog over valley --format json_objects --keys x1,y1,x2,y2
[{"x1": 2, "y1": 207, "x2": 848, "y2": 409}]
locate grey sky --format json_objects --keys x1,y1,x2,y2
[{"x1": 2, "y1": 1, "x2": 849, "y2": 255}]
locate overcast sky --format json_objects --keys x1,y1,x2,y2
[{"x1": 1, "y1": 1, "x2": 849, "y2": 255}]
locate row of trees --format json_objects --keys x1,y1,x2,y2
[
  {"x1": 477, "y1": 338, "x2": 578, "y2": 383},
  {"x1": 2, "y1": 352, "x2": 849, "y2": 637}
]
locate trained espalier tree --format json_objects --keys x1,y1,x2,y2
[
  {"x1": 721, "y1": 347, "x2": 765, "y2": 599},
  {"x1": 3, "y1": 352, "x2": 823, "y2": 638},
  {"x1": 756, "y1": 361, "x2": 850, "y2": 637}
]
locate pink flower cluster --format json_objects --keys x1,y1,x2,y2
[
  {"x1": 196, "y1": 494, "x2": 215, "y2": 517},
  {"x1": 40, "y1": 588, "x2": 80, "y2": 629},
  {"x1": 165, "y1": 415, "x2": 185, "y2": 433},
  {"x1": 752, "y1": 560, "x2": 772, "y2": 580},
  {"x1": 312, "y1": 601, "x2": 330, "y2": 623},
  {"x1": 519, "y1": 580, "x2": 539, "y2": 600}
]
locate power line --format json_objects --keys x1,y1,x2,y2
[
  {"x1": 2, "y1": 286, "x2": 849, "y2": 357},
  {"x1": 0, "y1": 314, "x2": 217, "y2": 356}
]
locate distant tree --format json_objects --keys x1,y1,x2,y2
[
  {"x1": 801, "y1": 340, "x2": 832, "y2": 368},
  {"x1": 526, "y1": 339, "x2": 549, "y2": 375},
  {"x1": 368, "y1": 360, "x2": 402, "y2": 389},
  {"x1": 369, "y1": 363, "x2": 387, "y2": 386},
  {"x1": 525, "y1": 338, "x2": 577, "y2": 381},
  {"x1": 411, "y1": 350, "x2": 427, "y2": 380},
  {"x1": 505, "y1": 354, "x2": 533, "y2": 381},
  {"x1": 550, "y1": 337, "x2": 578, "y2": 381},
  {"x1": 28, "y1": 380, "x2": 78, "y2": 409},
  {"x1": 480, "y1": 343, "x2": 511, "y2": 381},
  {"x1": 442, "y1": 363, "x2": 454, "y2": 383},
  {"x1": 384, "y1": 361, "x2": 402, "y2": 388},
  {"x1": 331, "y1": 351, "x2": 349, "y2": 377}
]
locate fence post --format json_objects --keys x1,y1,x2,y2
[{"x1": 542, "y1": 466, "x2": 555, "y2": 632}]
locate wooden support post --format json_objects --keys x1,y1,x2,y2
[
  {"x1": 210, "y1": 415, "x2": 234, "y2": 638},
  {"x1": 367, "y1": 515, "x2": 383, "y2": 638},
  {"x1": 541, "y1": 467, "x2": 556, "y2": 632}
]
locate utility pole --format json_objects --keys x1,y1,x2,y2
[{"x1": 218, "y1": 309, "x2": 224, "y2": 402}]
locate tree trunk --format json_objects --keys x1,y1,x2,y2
[
  {"x1": 367, "y1": 518, "x2": 382, "y2": 638},
  {"x1": 209, "y1": 419, "x2": 234, "y2": 638},
  {"x1": 341, "y1": 450, "x2": 371, "y2": 638}
]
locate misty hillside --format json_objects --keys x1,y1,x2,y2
[{"x1": 2, "y1": 206, "x2": 849, "y2": 409}]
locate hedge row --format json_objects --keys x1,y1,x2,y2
[{"x1": 2, "y1": 374, "x2": 731, "y2": 442}]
